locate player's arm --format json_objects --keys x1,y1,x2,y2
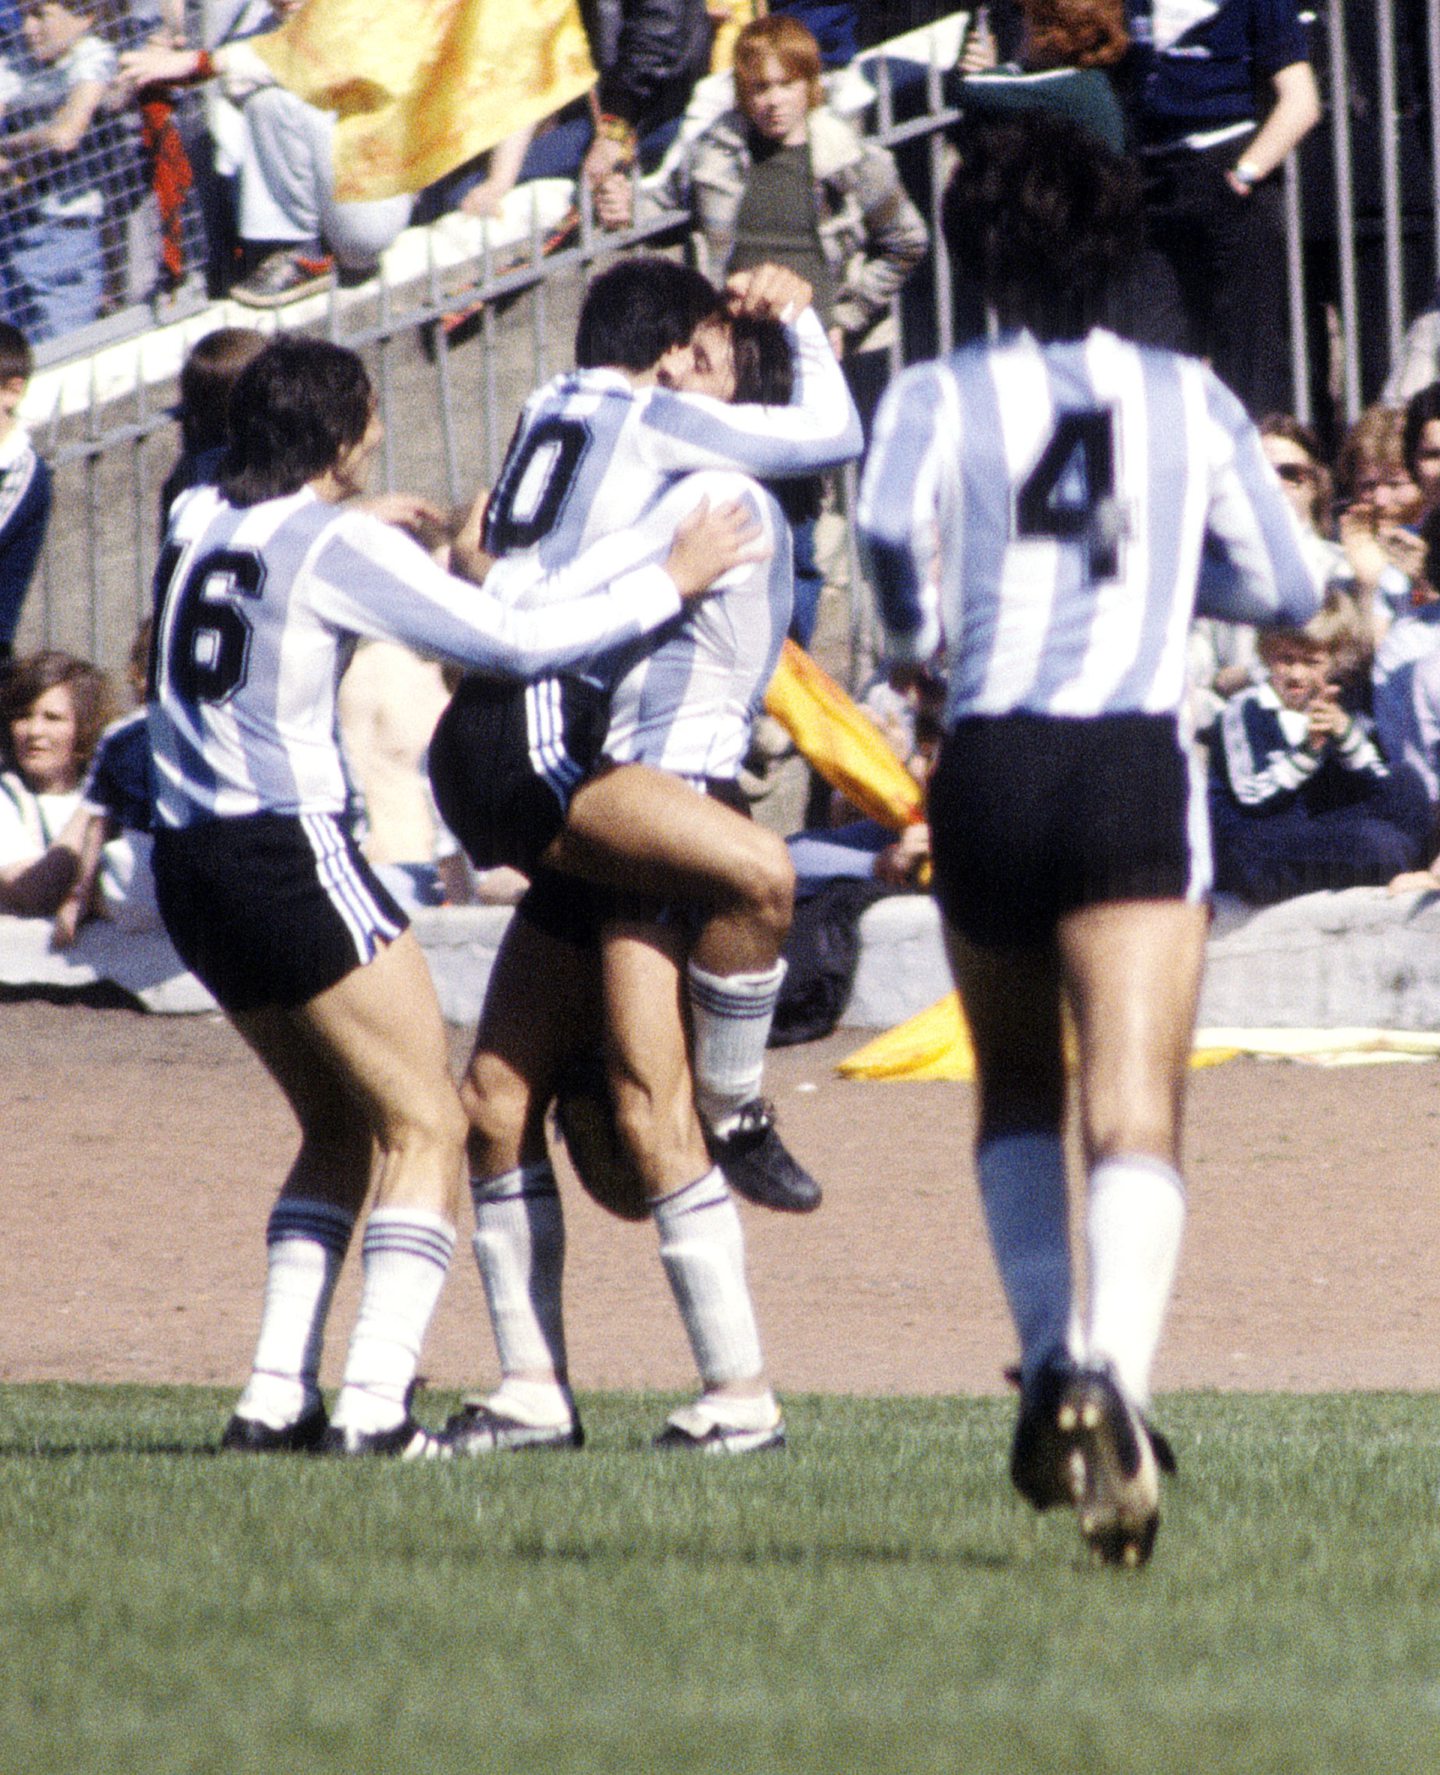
[
  {"x1": 1195, "y1": 375, "x2": 1324, "y2": 629},
  {"x1": 309, "y1": 505, "x2": 763, "y2": 677},
  {"x1": 855, "y1": 366, "x2": 952, "y2": 665},
  {"x1": 640, "y1": 307, "x2": 863, "y2": 479}
]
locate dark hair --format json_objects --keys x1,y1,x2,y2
[
  {"x1": 1403, "y1": 382, "x2": 1440, "y2": 481},
  {"x1": 729, "y1": 313, "x2": 822, "y2": 522},
  {"x1": 730, "y1": 312, "x2": 793, "y2": 407},
  {"x1": 1258, "y1": 411, "x2": 1332, "y2": 528},
  {"x1": 0, "y1": 321, "x2": 32, "y2": 386},
  {"x1": 1, "y1": 649, "x2": 114, "y2": 783},
  {"x1": 220, "y1": 337, "x2": 374, "y2": 507},
  {"x1": 177, "y1": 327, "x2": 266, "y2": 455},
  {"x1": 575, "y1": 257, "x2": 723, "y2": 372},
  {"x1": 943, "y1": 115, "x2": 1143, "y2": 341}
]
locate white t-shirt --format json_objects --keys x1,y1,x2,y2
[{"x1": 0, "y1": 771, "x2": 80, "y2": 869}]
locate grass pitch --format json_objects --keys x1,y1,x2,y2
[{"x1": 3, "y1": 1387, "x2": 1440, "y2": 1775}]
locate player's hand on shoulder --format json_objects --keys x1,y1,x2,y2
[
  {"x1": 356, "y1": 491, "x2": 449, "y2": 545},
  {"x1": 666, "y1": 495, "x2": 770, "y2": 600},
  {"x1": 727, "y1": 264, "x2": 813, "y2": 324}
]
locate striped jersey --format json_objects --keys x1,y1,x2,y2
[
  {"x1": 599, "y1": 471, "x2": 792, "y2": 776},
  {"x1": 479, "y1": 308, "x2": 859, "y2": 772},
  {"x1": 148, "y1": 485, "x2": 685, "y2": 828},
  {"x1": 857, "y1": 328, "x2": 1323, "y2": 726}
]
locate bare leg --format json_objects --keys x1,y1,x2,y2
[
  {"x1": 224, "y1": 929, "x2": 467, "y2": 1448},
  {"x1": 452, "y1": 915, "x2": 597, "y2": 1438},
  {"x1": 548, "y1": 763, "x2": 793, "y2": 973},
  {"x1": 602, "y1": 916, "x2": 779, "y2": 1441}
]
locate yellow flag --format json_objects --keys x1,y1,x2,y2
[
  {"x1": 252, "y1": 0, "x2": 597, "y2": 203},
  {"x1": 763, "y1": 639, "x2": 926, "y2": 833}
]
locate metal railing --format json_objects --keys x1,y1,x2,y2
[{"x1": 14, "y1": 1, "x2": 1440, "y2": 682}]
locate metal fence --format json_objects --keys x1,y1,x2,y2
[{"x1": 13, "y1": 1, "x2": 1440, "y2": 683}]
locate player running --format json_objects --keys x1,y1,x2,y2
[
  {"x1": 857, "y1": 117, "x2": 1322, "y2": 1563},
  {"x1": 147, "y1": 336, "x2": 760, "y2": 1457}
]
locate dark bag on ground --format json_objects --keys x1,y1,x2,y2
[{"x1": 769, "y1": 877, "x2": 895, "y2": 1047}]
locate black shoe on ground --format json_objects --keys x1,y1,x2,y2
[
  {"x1": 315, "y1": 1416, "x2": 440, "y2": 1459},
  {"x1": 219, "y1": 1402, "x2": 329, "y2": 1454},
  {"x1": 1057, "y1": 1367, "x2": 1166, "y2": 1568},
  {"x1": 437, "y1": 1400, "x2": 584, "y2": 1455},
  {"x1": 1008, "y1": 1355, "x2": 1081, "y2": 1511},
  {"x1": 707, "y1": 1099, "x2": 821, "y2": 1213}
]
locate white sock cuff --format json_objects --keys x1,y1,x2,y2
[
  {"x1": 471, "y1": 1161, "x2": 557, "y2": 1209},
  {"x1": 266, "y1": 1197, "x2": 355, "y2": 1253},
  {"x1": 1091, "y1": 1154, "x2": 1186, "y2": 1203},
  {"x1": 651, "y1": 1168, "x2": 731, "y2": 1223},
  {"x1": 686, "y1": 957, "x2": 786, "y2": 1007},
  {"x1": 362, "y1": 1207, "x2": 455, "y2": 1268}
]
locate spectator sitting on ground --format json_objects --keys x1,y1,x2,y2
[
  {"x1": 1372, "y1": 501, "x2": 1440, "y2": 817},
  {"x1": 157, "y1": 323, "x2": 263, "y2": 533},
  {"x1": 0, "y1": 319, "x2": 50, "y2": 668},
  {"x1": 51, "y1": 615, "x2": 159, "y2": 945},
  {"x1": 1209, "y1": 598, "x2": 1432, "y2": 904},
  {"x1": 0, "y1": 0, "x2": 119, "y2": 341},
  {"x1": 0, "y1": 646, "x2": 112, "y2": 915}
]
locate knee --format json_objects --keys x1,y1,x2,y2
[
  {"x1": 458, "y1": 1054, "x2": 534, "y2": 1154},
  {"x1": 738, "y1": 826, "x2": 794, "y2": 939},
  {"x1": 1082, "y1": 1091, "x2": 1179, "y2": 1169},
  {"x1": 381, "y1": 1079, "x2": 469, "y2": 1167}
]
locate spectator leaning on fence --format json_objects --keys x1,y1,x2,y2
[
  {"x1": 119, "y1": 0, "x2": 414, "y2": 309},
  {"x1": 0, "y1": 320, "x2": 50, "y2": 666},
  {"x1": 0, "y1": 0, "x2": 119, "y2": 342}
]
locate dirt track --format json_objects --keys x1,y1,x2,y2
[{"x1": 5, "y1": 996, "x2": 1438, "y2": 1398}]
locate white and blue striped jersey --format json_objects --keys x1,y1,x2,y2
[
  {"x1": 149, "y1": 485, "x2": 687, "y2": 828},
  {"x1": 477, "y1": 306, "x2": 859, "y2": 774},
  {"x1": 599, "y1": 471, "x2": 792, "y2": 776},
  {"x1": 857, "y1": 329, "x2": 1323, "y2": 726}
]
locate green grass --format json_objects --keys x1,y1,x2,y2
[{"x1": 3, "y1": 1388, "x2": 1440, "y2": 1774}]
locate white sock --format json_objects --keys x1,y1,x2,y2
[
  {"x1": 331, "y1": 1208, "x2": 455, "y2": 1434},
  {"x1": 1084, "y1": 1155, "x2": 1186, "y2": 1410},
  {"x1": 235, "y1": 1197, "x2": 354, "y2": 1428},
  {"x1": 976, "y1": 1132, "x2": 1076, "y2": 1384},
  {"x1": 686, "y1": 959, "x2": 785, "y2": 1136},
  {"x1": 653, "y1": 1168, "x2": 765, "y2": 1387},
  {"x1": 471, "y1": 1162, "x2": 569, "y2": 1384}
]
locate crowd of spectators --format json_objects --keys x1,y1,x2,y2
[{"x1": 13, "y1": 1, "x2": 1440, "y2": 962}]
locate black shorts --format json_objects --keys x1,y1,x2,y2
[
  {"x1": 428, "y1": 674, "x2": 610, "y2": 875},
  {"x1": 928, "y1": 712, "x2": 1204, "y2": 949},
  {"x1": 153, "y1": 811, "x2": 407, "y2": 1013}
]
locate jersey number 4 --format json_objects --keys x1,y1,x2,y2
[
  {"x1": 155, "y1": 546, "x2": 267, "y2": 705},
  {"x1": 1015, "y1": 408, "x2": 1125, "y2": 582}
]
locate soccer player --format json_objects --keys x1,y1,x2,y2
[
  {"x1": 857, "y1": 116, "x2": 1322, "y2": 1563},
  {"x1": 431, "y1": 256, "x2": 862, "y2": 1214},
  {"x1": 147, "y1": 335, "x2": 761, "y2": 1457},
  {"x1": 429, "y1": 263, "x2": 853, "y2": 1455}
]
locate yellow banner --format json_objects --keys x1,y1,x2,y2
[
  {"x1": 763, "y1": 639, "x2": 926, "y2": 834},
  {"x1": 252, "y1": 0, "x2": 597, "y2": 203}
]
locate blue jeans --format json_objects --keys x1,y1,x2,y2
[{"x1": 0, "y1": 209, "x2": 104, "y2": 341}]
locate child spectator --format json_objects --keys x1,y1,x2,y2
[
  {"x1": 0, "y1": 0, "x2": 118, "y2": 341},
  {"x1": 1209, "y1": 599, "x2": 1432, "y2": 903},
  {"x1": 52, "y1": 617, "x2": 157, "y2": 944},
  {"x1": 0, "y1": 320, "x2": 49, "y2": 665}
]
